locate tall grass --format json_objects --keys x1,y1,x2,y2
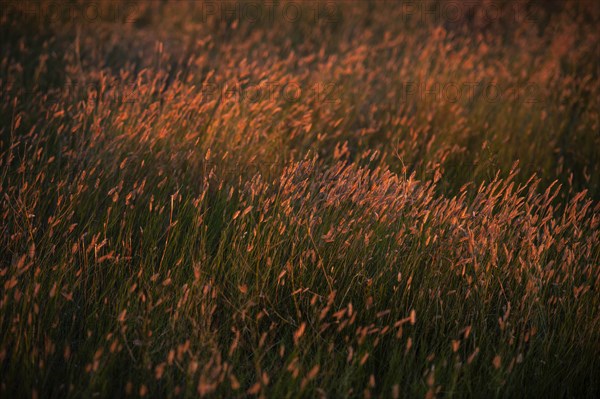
[{"x1": 1, "y1": 1, "x2": 599, "y2": 397}]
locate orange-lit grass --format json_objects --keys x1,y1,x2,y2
[{"x1": 1, "y1": 1, "x2": 599, "y2": 397}]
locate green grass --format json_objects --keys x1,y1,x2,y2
[{"x1": 1, "y1": 1, "x2": 600, "y2": 397}]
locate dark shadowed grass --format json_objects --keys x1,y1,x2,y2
[{"x1": 1, "y1": 1, "x2": 600, "y2": 397}]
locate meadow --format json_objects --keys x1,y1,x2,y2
[{"x1": 1, "y1": 1, "x2": 599, "y2": 397}]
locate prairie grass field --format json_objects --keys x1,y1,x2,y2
[{"x1": 1, "y1": 0, "x2": 600, "y2": 397}]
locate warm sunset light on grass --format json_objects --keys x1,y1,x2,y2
[{"x1": 1, "y1": 1, "x2": 599, "y2": 397}]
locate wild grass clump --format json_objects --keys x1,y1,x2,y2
[{"x1": 1, "y1": 1, "x2": 599, "y2": 397}]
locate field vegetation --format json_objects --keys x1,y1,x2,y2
[{"x1": 1, "y1": 1, "x2": 599, "y2": 397}]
